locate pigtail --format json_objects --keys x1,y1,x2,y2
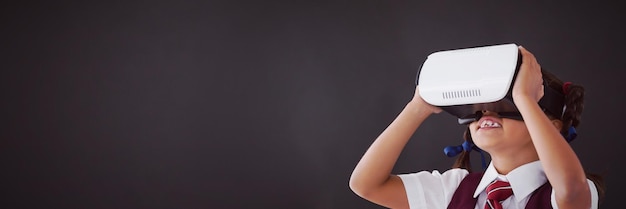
[
  {"x1": 541, "y1": 69, "x2": 584, "y2": 132},
  {"x1": 561, "y1": 83, "x2": 584, "y2": 133},
  {"x1": 452, "y1": 128, "x2": 473, "y2": 172}
]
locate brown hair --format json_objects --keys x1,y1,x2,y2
[{"x1": 451, "y1": 128, "x2": 475, "y2": 172}]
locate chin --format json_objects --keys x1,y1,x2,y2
[{"x1": 472, "y1": 136, "x2": 502, "y2": 150}]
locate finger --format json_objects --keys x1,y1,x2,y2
[
  {"x1": 519, "y1": 45, "x2": 532, "y2": 54},
  {"x1": 519, "y1": 46, "x2": 536, "y2": 64},
  {"x1": 519, "y1": 46, "x2": 543, "y2": 74},
  {"x1": 519, "y1": 45, "x2": 529, "y2": 55}
]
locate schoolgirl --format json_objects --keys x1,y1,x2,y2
[{"x1": 349, "y1": 46, "x2": 604, "y2": 209}]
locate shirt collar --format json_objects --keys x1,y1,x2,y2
[{"x1": 473, "y1": 161, "x2": 548, "y2": 203}]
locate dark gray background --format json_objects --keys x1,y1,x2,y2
[{"x1": 3, "y1": 1, "x2": 624, "y2": 208}]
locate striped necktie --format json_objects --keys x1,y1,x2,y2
[{"x1": 485, "y1": 180, "x2": 513, "y2": 209}]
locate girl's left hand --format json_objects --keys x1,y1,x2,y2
[{"x1": 512, "y1": 46, "x2": 544, "y2": 103}]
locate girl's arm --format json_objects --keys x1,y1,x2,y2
[
  {"x1": 349, "y1": 87, "x2": 440, "y2": 209},
  {"x1": 513, "y1": 46, "x2": 591, "y2": 209}
]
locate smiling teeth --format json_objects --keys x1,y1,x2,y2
[{"x1": 480, "y1": 120, "x2": 501, "y2": 128}]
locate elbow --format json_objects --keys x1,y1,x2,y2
[
  {"x1": 555, "y1": 179, "x2": 591, "y2": 207},
  {"x1": 349, "y1": 174, "x2": 368, "y2": 198},
  {"x1": 349, "y1": 173, "x2": 377, "y2": 199}
]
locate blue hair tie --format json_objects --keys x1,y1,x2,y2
[
  {"x1": 461, "y1": 140, "x2": 473, "y2": 152},
  {"x1": 443, "y1": 141, "x2": 487, "y2": 170},
  {"x1": 565, "y1": 126, "x2": 577, "y2": 142},
  {"x1": 443, "y1": 145, "x2": 463, "y2": 157},
  {"x1": 443, "y1": 141, "x2": 472, "y2": 157}
]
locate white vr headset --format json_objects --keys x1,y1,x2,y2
[{"x1": 416, "y1": 43, "x2": 565, "y2": 124}]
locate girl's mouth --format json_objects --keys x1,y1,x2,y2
[{"x1": 478, "y1": 119, "x2": 501, "y2": 129}]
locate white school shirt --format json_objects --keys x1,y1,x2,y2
[{"x1": 398, "y1": 161, "x2": 598, "y2": 209}]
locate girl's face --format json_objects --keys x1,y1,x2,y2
[{"x1": 468, "y1": 111, "x2": 534, "y2": 154}]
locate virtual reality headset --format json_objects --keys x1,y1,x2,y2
[{"x1": 415, "y1": 43, "x2": 565, "y2": 124}]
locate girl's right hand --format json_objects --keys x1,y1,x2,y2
[{"x1": 410, "y1": 85, "x2": 443, "y2": 114}]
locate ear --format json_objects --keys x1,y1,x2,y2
[{"x1": 551, "y1": 119, "x2": 563, "y2": 131}]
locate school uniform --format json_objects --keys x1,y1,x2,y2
[{"x1": 398, "y1": 161, "x2": 599, "y2": 209}]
